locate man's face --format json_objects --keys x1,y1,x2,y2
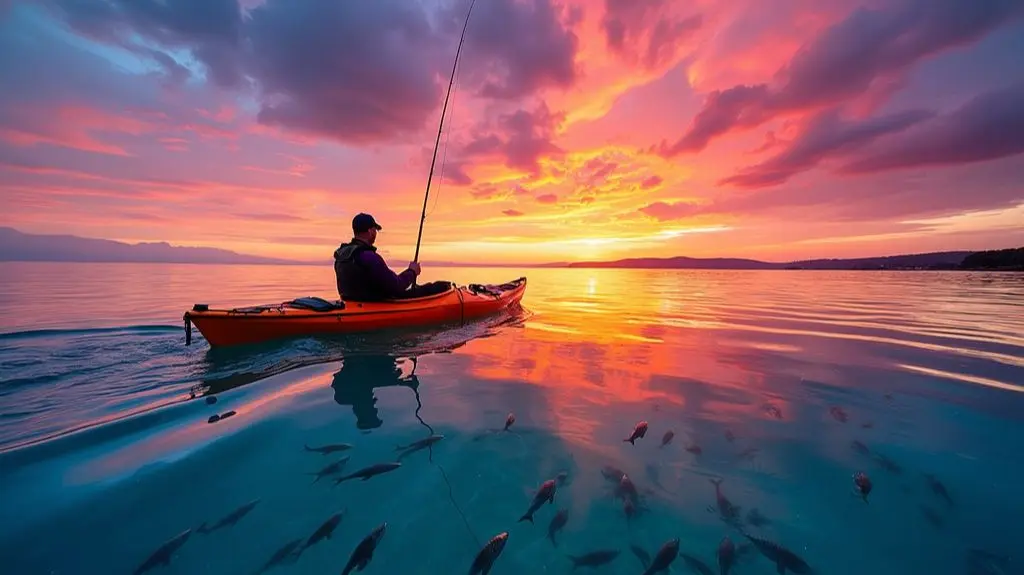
[{"x1": 366, "y1": 228, "x2": 378, "y2": 245}]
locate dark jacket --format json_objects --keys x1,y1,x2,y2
[{"x1": 333, "y1": 238, "x2": 416, "y2": 301}]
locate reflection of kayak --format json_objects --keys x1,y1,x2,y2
[{"x1": 184, "y1": 277, "x2": 527, "y2": 347}]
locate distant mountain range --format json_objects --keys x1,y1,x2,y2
[
  {"x1": 0, "y1": 227, "x2": 302, "y2": 265},
  {"x1": 1, "y1": 227, "x2": 1019, "y2": 270}
]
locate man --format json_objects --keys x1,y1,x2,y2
[{"x1": 333, "y1": 213, "x2": 447, "y2": 301}]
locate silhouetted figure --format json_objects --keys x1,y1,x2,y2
[{"x1": 331, "y1": 354, "x2": 419, "y2": 430}]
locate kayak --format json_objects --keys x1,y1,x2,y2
[{"x1": 183, "y1": 277, "x2": 527, "y2": 347}]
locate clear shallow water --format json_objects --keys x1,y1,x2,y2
[{"x1": 1, "y1": 263, "x2": 1022, "y2": 575}]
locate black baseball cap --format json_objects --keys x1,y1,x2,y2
[{"x1": 352, "y1": 213, "x2": 382, "y2": 233}]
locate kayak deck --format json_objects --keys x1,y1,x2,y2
[{"x1": 183, "y1": 277, "x2": 527, "y2": 347}]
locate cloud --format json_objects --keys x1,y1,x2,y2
[
  {"x1": 502, "y1": 209, "x2": 524, "y2": 216},
  {"x1": 659, "y1": 0, "x2": 1024, "y2": 155},
  {"x1": 640, "y1": 175, "x2": 663, "y2": 189},
  {"x1": 638, "y1": 200, "x2": 709, "y2": 221},
  {"x1": 601, "y1": 0, "x2": 702, "y2": 69},
  {"x1": 720, "y1": 108, "x2": 935, "y2": 188},
  {"x1": 536, "y1": 193, "x2": 558, "y2": 204},
  {"x1": 839, "y1": 82, "x2": 1024, "y2": 174},
  {"x1": 459, "y1": 101, "x2": 566, "y2": 175}
]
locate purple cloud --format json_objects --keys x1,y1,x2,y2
[
  {"x1": 840, "y1": 81, "x2": 1024, "y2": 174},
  {"x1": 659, "y1": 0, "x2": 1024, "y2": 155},
  {"x1": 602, "y1": 0, "x2": 702, "y2": 69},
  {"x1": 721, "y1": 108, "x2": 935, "y2": 188},
  {"x1": 459, "y1": 102, "x2": 565, "y2": 175}
]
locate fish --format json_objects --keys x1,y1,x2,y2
[
  {"x1": 518, "y1": 478, "x2": 556, "y2": 523},
  {"x1": 601, "y1": 465, "x2": 626, "y2": 483},
  {"x1": 504, "y1": 412, "x2": 516, "y2": 431},
  {"x1": 395, "y1": 434, "x2": 444, "y2": 460},
  {"x1": 623, "y1": 498, "x2": 637, "y2": 521},
  {"x1": 305, "y1": 443, "x2": 353, "y2": 455},
  {"x1": 631, "y1": 544, "x2": 651, "y2": 569},
  {"x1": 547, "y1": 508, "x2": 569, "y2": 545},
  {"x1": 850, "y1": 440, "x2": 871, "y2": 456},
  {"x1": 567, "y1": 549, "x2": 620, "y2": 569},
  {"x1": 341, "y1": 523, "x2": 387, "y2": 575},
  {"x1": 920, "y1": 505, "x2": 943, "y2": 529},
  {"x1": 255, "y1": 538, "x2": 303, "y2": 574},
  {"x1": 556, "y1": 470, "x2": 570, "y2": 486},
  {"x1": 469, "y1": 531, "x2": 508, "y2": 575},
  {"x1": 623, "y1": 421, "x2": 649, "y2": 445},
  {"x1": 680, "y1": 553, "x2": 714, "y2": 575},
  {"x1": 873, "y1": 453, "x2": 903, "y2": 474},
  {"x1": 709, "y1": 478, "x2": 742, "y2": 523},
  {"x1": 829, "y1": 406, "x2": 848, "y2": 423},
  {"x1": 616, "y1": 473, "x2": 640, "y2": 504},
  {"x1": 643, "y1": 538, "x2": 680, "y2": 575},
  {"x1": 333, "y1": 462, "x2": 402, "y2": 485},
  {"x1": 742, "y1": 532, "x2": 813, "y2": 574},
  {"x1": 197, "y1": 498, "x2": 260, "y2": 534},
  {"x1": 687, "y1": 444, "x2": 703, "y2": 455},
  {"x1": 133, "y1": 528, "x2": 192, "y2": 575},
  {"x1": 220, "y1": 410, "x2": 237, "y2": 420},
  {"x1": 745, "y1": 508, "x2": 771, "y2": 527},
  {"x1": 924, "y1": 473, "x2": 953, "y2": 506},
  {"x1": 301, "y1": 510, "x2": 345, "y2": 552},
  {"x1": 853, "y1": 472, "x2": 872, "y2": 502},
  {"x1": 719, "y1": 536, "x2": 736, "y2": 575},
  {"x1": 661, "y1": 430, "x2": 675, "y2": 447},
  {"x1": 307, "y1": 456, "x2": 351, "y2": 484}
]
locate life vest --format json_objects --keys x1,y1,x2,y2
[{"x1": 333, "y1": 239, "x2": 378, "y2": 301}]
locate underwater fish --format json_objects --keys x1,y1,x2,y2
[
  {"x1": 518, "y1": 479, "x2": 556, "y2": 523},
  {"x1": 623, "y1": 498, "x2": 637, "y2": 521},
  {"x1": 301, "y1": 510, "x2": 345, "y2": 552},
  {"x1": 133, "y1": 528, "x2": 192, "y2": 575},
  {"x1": 742, "y1": 532, "x2": 813, "y2": 574},
  {"x1": 567, "y1": 549, "x2": 620, "y2": 569},
  {"x1": 395, "y1": 435, "x2": 444, "y2": 460},
  {"x1": 643, "y1": 538, "x2": 680, "y2": 575},
  {"x1": 547, "y1": 508, "x2": 568, "y2": 545},
  {"x1": 198, "y1": 498, "x2": 260, "y2": 534},
  {"x1": 719, "y1": 536, "x2": 736, "y2": 575},
  {"x1": 661, "y1": 430, "x2": 675, "y2": 447},
  {"x1": 829, "y1": 406, "x2": 848, "y2": 423},
  {"x1": 920, "y1": 505, "x2": 944, "y2": 529},
  {"x1": 873, "y1": 453, "x2": 903, "y2": 474},
  {"x1": 709, "y1": 478, "x2": 742, "y2": 524},
  {"x1": 687, "y1": 444, "x2": 703, "y2": 455},
  {"x1": 504, "y1": 412, "x2": 516, "y2": 431},
  {"x1": 745, "y1": 508, "x2": 771, "y2": 527},
  {"x1": 305, "y1": 443, "x2": 353, "y2": 455},
  {"x1": 924, "y1": 473, "x2": 954, "y2": 506},
  {"x1": 341, "y1": 523, "x2": 387, "y2": 575},
  {"x1": 469, "y1": 532, "x2": 508, "y2": 575},
  {"x1": 617, "y1": 473, "x2": 640, "y2": 504},
  {"x1": 255, "y1": 538, "x2": 303, "y2": 574},
  {"x1": 631, "y1": 544, "x2": 651, "y2": 570},
  {"x1": 680, "y1": 553, "x2": 714, "y2": 575},
  {"x1": 854, "y1": 472, "x2": 872, "y2": 502},
  {"x1": 601, "y1": 465, "x2": 626, "y2": 483},
  {"x1": 307, "y1": 456, "x2": 351, "y2": 484},
  {"x1": 556, "y1": 470, "x2": 570, "y2": 486},
  {"x1": 623, "y1": 421, "x2": 649, "y2": 445},
  {"x1": 333, "y1": 462, "x2": 402, "y2": 485},
  {"x1": 850, "y1": 440, "x2": 871, "y2": 456}
]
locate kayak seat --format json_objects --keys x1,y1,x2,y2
[{"x1": 287, "y1": 296, "x2": 346, "y2": 312}]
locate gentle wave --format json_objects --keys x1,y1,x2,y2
[{"x1": 0, "y1": 324, "x2": 181, "y2": 340}]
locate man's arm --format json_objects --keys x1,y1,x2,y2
[{"x1": 358, "y1": 251, "x2": 417, "y2": 297}]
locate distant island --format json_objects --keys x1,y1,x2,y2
[
  {"x1": 0, "y1": 227, "x2": 303, "y2": 265},
  {"x1": 1, "y1": 227, "x2": 1019, "y2": 270}
]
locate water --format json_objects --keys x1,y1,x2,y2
[{"x1": 1, "y1": 263, "x2": 1022, "y2": 575}]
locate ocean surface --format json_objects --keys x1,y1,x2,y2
[{"x1": 1, "y1": 262, "x2": 1022, "y2": 575}]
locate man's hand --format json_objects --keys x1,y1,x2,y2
[{"x1": 408, "y1": 262, "x2": 422, "y2": 276}]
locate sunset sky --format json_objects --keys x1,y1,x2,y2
[{"x1": 1, "y1": 0, "x2": 1023, "y2": 264}]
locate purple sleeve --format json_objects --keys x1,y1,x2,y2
[{"x1": 358, "y1": 251, "x2": 416, "y2": 296}]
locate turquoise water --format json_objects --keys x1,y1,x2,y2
[{"x1": 1, "y1": 263, "x2": 1022, "y2": 575}]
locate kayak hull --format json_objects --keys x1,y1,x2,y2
[{"x1": 183, "y1": 277, "x2": 527, "y2": 347}]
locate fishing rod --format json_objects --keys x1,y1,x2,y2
[{"x1": 413, "y1": 0, "x2": 478, "y2": 264}]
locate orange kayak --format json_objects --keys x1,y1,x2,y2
[{"x1": 183, "y1": 277, "x2": 527, "y2": 347}]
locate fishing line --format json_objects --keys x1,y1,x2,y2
[
  {"x1": 410, "y1": 359, "x2": 482, "y2": 549},
  {"x1": 427, "y1": 65, "x2": 463, "y2": 219}
]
